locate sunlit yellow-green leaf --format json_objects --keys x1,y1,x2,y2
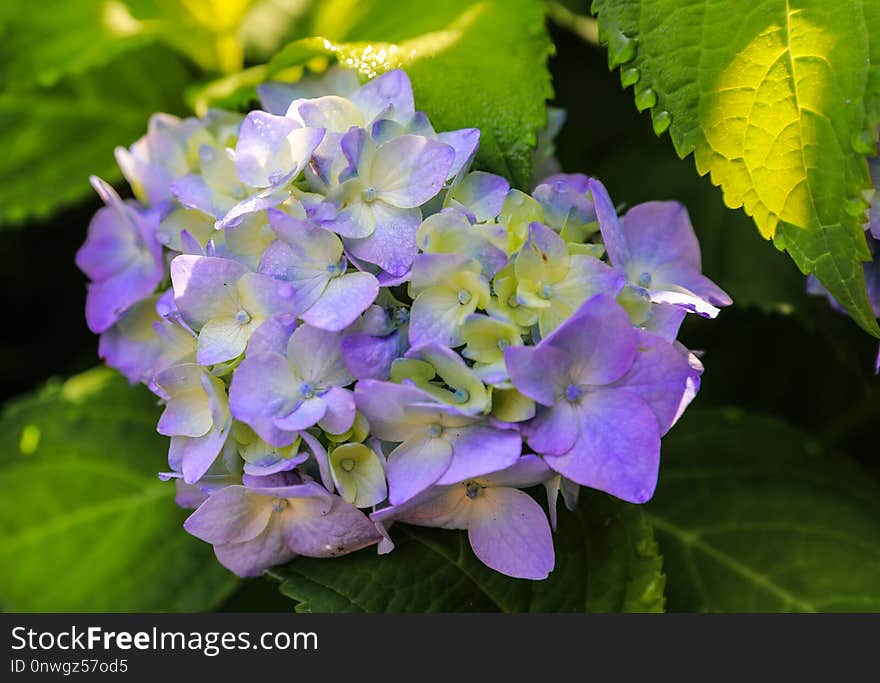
[{"x1": 591, "y1": 0, "x2": 880, "y2": 335}]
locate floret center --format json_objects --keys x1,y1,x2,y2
[{"x1": 565, "y1": 383, "x2": 583, "y2": 402}]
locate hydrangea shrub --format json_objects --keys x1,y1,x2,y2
[{"x1": 76, "y1": 68, "x2": 730, "y2": 581}]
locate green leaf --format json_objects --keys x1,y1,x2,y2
[
  {"x1": 591, "y1": 0, "x2": 880, "y2": 336},
  {"x1": 648, "y1": 407, "x2": 880, "y2": 612},
  {"x1": 194, "y1": 0, "x2": 554, "y2": 189},
  {"x1": 0, "y1": 1, "x2": 156, "y2": 88},
  {"x1": 0, "y1": 0, "x2": 261, "y2": 88},
  {"x1": 0, "y1": 44, "x2": 192, "y2": 226},
  {"x1": 270, "y1": 490, "x2": 664, "y2": 613},
  {"x1": 0, "y1": 368, "x2": 239, "y2": 612}
]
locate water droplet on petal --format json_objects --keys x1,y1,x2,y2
[
  {"x1": 620, "y1": 67, "x2": 640, "y2": 88},
  {"x1": 652, "y1": 110, "x2": 671, "y2": 135},
  {"x1": 635, "y1": 88, "x2": 657, "y2": 112}
]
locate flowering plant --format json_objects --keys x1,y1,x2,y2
[{"x1": 76, "y1": 67, "x2": 729, "y2": 581}]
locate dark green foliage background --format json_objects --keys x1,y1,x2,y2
[{"x1": 1, "y1": 11, "x2": 878, "y2": 612}]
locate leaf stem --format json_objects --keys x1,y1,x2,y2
[{"x1": 546, "y1": 1, "x2": 599, "y2": 45}]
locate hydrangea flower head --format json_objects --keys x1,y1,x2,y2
[{"x1": 78, "y1": 65, "x2": 727, "y2": 581}]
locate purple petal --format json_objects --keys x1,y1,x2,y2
[
  {"x1": 343, "y1": 203, "x2": 421, "y2": 276},
  {"x1": 409, "y1": 287, "x2": 464, "y2": 348},
  {"x1": 642, "y1": 303, "x2": 686, "y2": 342},
  {"x1": 234, "y1": 111, "x2": 298, "y2": 187},
  {"x1": 184, "y1": 485, "x2": 271, "y2": 544},
  {"x1": 648, "y1": 287, "x2": 721, "y2": 319},
  {"x1": 621, "y1": 201, "x2": 702, "y2": 271},
  {"x1": 154, "y1": 364, "x2": 213, "y2": 437},
  {"x1": 610, "y1": 329, "x2": 702, "y2": 434},
  {"x1": 533, "y1": 173, "x2": 596, "y2": 229},
  {"x1": 175, "y1": 479, "x2": 208, "y2": 509},
  {"x1": 215, "y1": 186, "x2": 290, "y2": 230},
  {"x1": 82, "y1": 246, "x2": 163, "y2": 334},
  {"x1": 299, "y1": 430, "x2": 334, "y2": 492},
  {"x1": 213, "y1": 516, "x2": 295, "y2": 577},
  {"x1": 372, "y1": 484, "x2": 469, "y2": 529},
  {"x1": 237, "y1": 271, "x2": 298, "y2": 319},
  {"x1": 355, "y1": 380, "x2": 437, "y2": 441},
  {"x1": 481, "y1": 454, "x2": 554, "y2": 488},
  {"x1": 243, "y1": 451, "x2": 308, "y2": 477},
  {"x1": 98, "y1": 297, "x2": 161, "y2": 383},
  {"x1": 468, "y1": 487, "x2": 554, "y2": 580},
  {"x1": 229, "y1": 353, "x2": 299, "y2": 447},
  {"x1": 286, "y1": 324, "x2": 353, "y2": 387},
  {"x1": 300, "y1": 271, "x2": 379, "y2": 331},
  {"x1": 437, "y1": 128, "x2": 480, "y2": 177},
  {"x1": 172, "y1": 419, "x2": 231, "y2": 485},
  {"x1": 504, "y1": 344, "x2": 572, "y2": 406},
  {"x1": 436, "y1": 424, "x2": 522, "y2": 485},
  {"x1": 171, "y1": 174, "x2": 219, "y2": 217},
  {"x1": 386, "y1": 436, "x2": 454, "y2": 505},
  {"x1": 196, "y1": 317, "x2": 252, "y2": 365},
  {"x1": 524, "y1": 401, "x2": 579, "y2": 456},
  {"x1": 318, "y1": 386, "x2": 356, "y2": 434},
  {"x1": 541, "y1": 294, "x2": 638, "y2": 386},
  {"x1": 662, "y1": 268, "x2": 733, "y2": 309},
  {"x1": 257, "y1": 82, "x2": 302, "y2": 115},
  {"x1": 233, "y1": 113, "x2": 324, "y2": 189},
  {"x1": 870, "y1": 158, "x2": 880, "y2": 239},
  {"x1": 544, "y1": 390, "x2": 660, "y2": 504},
  {"x1": 274, "y1": 396, "x2": 327, "y2": 431},
  {"x1": 171, "y1": 255, "x2": 248, "y2": 327},
  {"x1": 282, "y1": 492, "x2": 381, "y2": 557},
  {"x1": 351, "y1": 69, "x2": 415, "y2": 122},
  {"x1": 372, "y1": 135, "x2": 454, "y2": 207},
  {"x1": 451, "y1": 171, "x2": 509, "y2": 222},
  {"x1": 76, "y1": 202, "x2": 151, "y2": 283},
  {"x1": 246, "y1": 314, "x2": 298, "y2": 357},
  {"x1": 589, "y1": 178, "x2": 630, "y2": 267},
  {"x1": 342, "y1": 331, "x2": 402, "y2": 380}
]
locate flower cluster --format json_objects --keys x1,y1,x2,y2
[{"x1": 77, "y1": 68, "x2": 730, "y2": 579}]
